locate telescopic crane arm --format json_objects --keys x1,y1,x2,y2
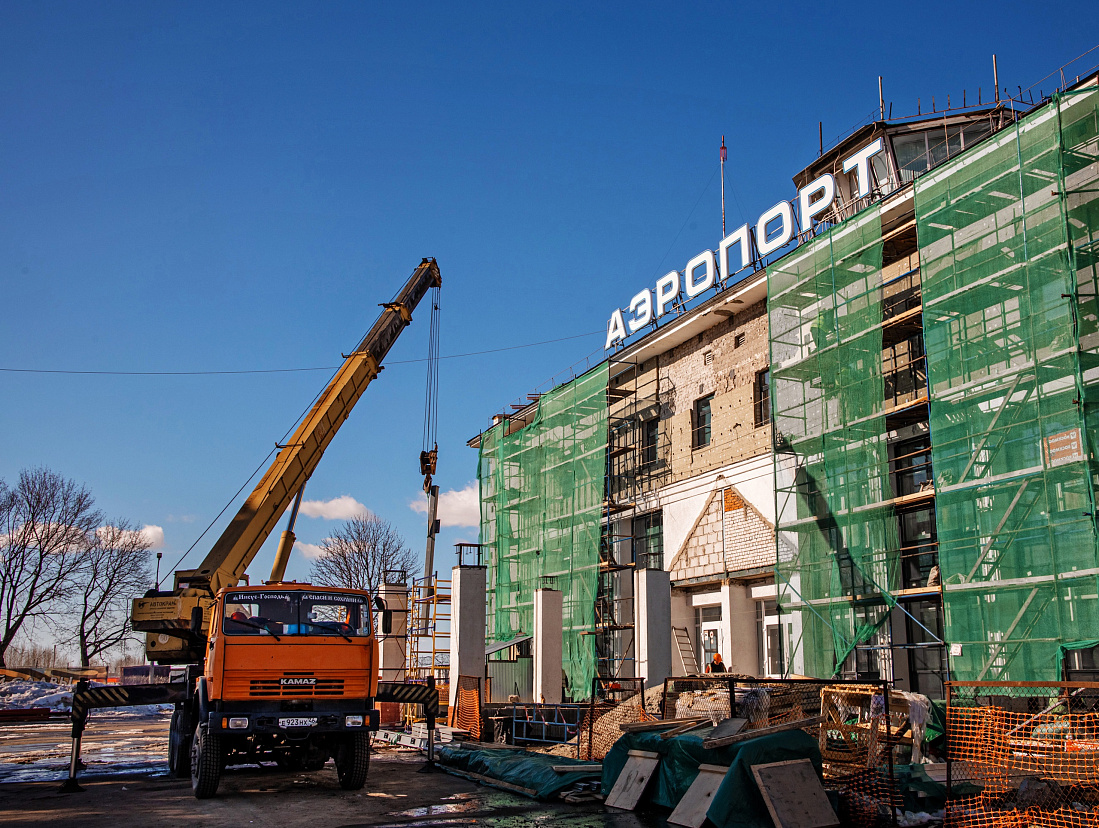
[{"x1": 132, "y1": 258, "x2": 441, "y2": 663}]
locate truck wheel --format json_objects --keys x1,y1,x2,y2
[
  {"x1": 335, "y1": 733, "x2": 369, "y2": 790},
  {"x1": 168, "y1": 707, "x2": 192, "y2": 778},
  {"x1": 190, "y1": 724, "x2": 223, "y2": 798}
]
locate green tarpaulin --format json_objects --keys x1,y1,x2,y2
[
  {"x1": 436, "y1": 744, "x2": 600, "y2": 801},
  {"x1": 601, "y1": 728, "x2": 823, "y2": 828}
]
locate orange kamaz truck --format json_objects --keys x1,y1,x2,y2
[
  {"x1": 180, "y1": 583, "x2": 382, "y2": 796},
  {"x1": 121, "y1": 259, "x2": 441, "y2": 797}
]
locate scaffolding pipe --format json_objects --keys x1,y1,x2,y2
[
  {"x1": 958, "y1": 372, "x2": 1025, "y2": 483},
  {"x1": 975, "y1": 587, "x2": 1038, "y2": 680},
  {"x1": 965, "y1": 479, "x2": 1030, "y2": 584}
]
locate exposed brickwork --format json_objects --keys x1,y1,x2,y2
[
  {"x1": 661, "y1": 298, "x2": 772, "y2": 484},
  {"x1": 607, "y1": 295, "x2": 773, "y2": 498},
  {"x1": 668, "y1": 485, "x2": 775, "y2": 582}
]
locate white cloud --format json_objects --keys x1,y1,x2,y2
[
  {"x1": 294, "y1": 540, "x2": 328, "y2": 560},
  {"x1": 95, "y1": 524, "x2": 165, "y2": 549},
  {"x1": 139, "y1": 525, "x2": 165, "y2": 549},
  {"x1": 410, "y1": 482, "x2": 480, "y2": 528},
  {"x1": 299, "y1": 496, "x2": 371, "y2": 521}
]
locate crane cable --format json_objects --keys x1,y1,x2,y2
[{"x1": 420, "y1": 285, "x2": 441, "y2": 490}]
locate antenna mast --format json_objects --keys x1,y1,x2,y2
[{"x1": 720, "y1": 136, "x2": 727, "y2": 238}]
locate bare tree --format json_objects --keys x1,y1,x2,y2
[
  {"x1": 0, "y1": 468, "x2": 102, "y2": 667},
  {"x1": 309, "y1": 514, "x2": 414, "y2": 596},
  {"x1": 66, "y1": 520, "x2": 152, "y2": 667}
]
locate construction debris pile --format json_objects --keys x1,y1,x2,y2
[{"x1": 527, "y1": 685, "x2": 664, "y2": 760}]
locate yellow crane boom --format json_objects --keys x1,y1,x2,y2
[{"x1": 133, "y1": 258, "x2": 441, "y2": 664}]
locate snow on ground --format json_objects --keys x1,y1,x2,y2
[
  {"x1": 1, "y1": 680, "x2": 173, "y2": 784},
  {"x1": 0, "y1": 680, "x2": 73, "y2": 711},
  {"x1": 0, "y1": 715, "x2": 170, "y2": 784},
  {"x1": 0, "y1": 679, "x2": 173, "y2": 716}
]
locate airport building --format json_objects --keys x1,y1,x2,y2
[{"x1": 470, "y1": 73, "x2": 1099, "y2": 701}]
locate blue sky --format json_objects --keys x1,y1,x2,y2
[{"x1": 1, "y1": 2, "x2": 1096, "y2": 590}]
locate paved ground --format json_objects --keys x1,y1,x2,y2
[{"x1": 0, "y1": 715, "x2": 665, "y2": 828}]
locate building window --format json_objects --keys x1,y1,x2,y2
[
  {"x1": 1065, "y1": 644, "x2": 1099, "y2": 682},
  {"x1": 753, "y1": 369, "x2": 770, "y2": 427},
  {"x1": 703, "y1": 350, "x2": 714, "y2": 365},
  {"x1": 899, "y1": 505, "x2": 938, "y2": 590},
  {"x1": 734, "y1": 332, "x2": 746, "y2": 349},
  {"x1": 693, "y1": 394, "x2": 714, "y2": 448},
  {"x1": 893, "y1": 435, "x2": 933, "y2": 498},
  {"x1": 641, "y1": 418, "x2": 659, "y2": 468},
  {"x1": 891, "y1": 121, "x2": 993, "y2": 183},
  {"x1": 904, "y1": 599, "x2": 946, "y2": 698},
  {"x1": 632, "y1": 511, "x2": 663, "y2": 570}
]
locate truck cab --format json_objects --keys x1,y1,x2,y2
[{"x1": 175, "y1": 583, "x2": 381, "y2": 797}]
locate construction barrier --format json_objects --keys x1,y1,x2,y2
[
  {"x1": 946, "y1": 681, "x2": 1099, "y2": 827},
  {"x1": 451, "y1": 675, "x2": 482, "y2": 740}
]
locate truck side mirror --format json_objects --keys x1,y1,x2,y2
[
  {"x1": 190, "y1": 605, "x2": 204, "y2": 634},
  {"x1": 381, "y1": 610, "x2": 393, "y2": 635}
]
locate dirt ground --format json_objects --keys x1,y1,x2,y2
[{"x1": 0, "y1": 715, "x2": 662, "y2": 828}]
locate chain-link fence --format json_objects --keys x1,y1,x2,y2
[
  {"x1": 946, "y1": 681, "x2": 1099, "y2": 827},
  {"x1": 578, "y1": 677, "x2": 650, "y2": 760}
]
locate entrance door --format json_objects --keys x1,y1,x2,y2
[
  {"x1": 697, "y1": 605, "x2": 723, "y2": 670},
  {"x1": 757, "y1": 600, "x2": 782, "y2": 677}
]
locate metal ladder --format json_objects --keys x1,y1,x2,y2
[{"x1": 672, "y1": 626, "x2": 698, "y2": 675}]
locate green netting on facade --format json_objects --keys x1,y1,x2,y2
[
  {"x1": 477, "y1": 363, "x2": 608, "y2": 700},
  {"x1": 914, "y1": 86, "x2": 1099, "y2": 681},
  {"x1": 770, "y1": 205, "x2": 901, "y2": 678}
]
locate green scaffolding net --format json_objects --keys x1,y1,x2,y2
[
  {"x1": 914, "y1": 87, "x2": 1099, "y2": 681},
  {"x1": 477, "y1": 363, "x2": 608, "y2": 699},
  {"x1": 770, "y1": 205, "x2": 901, "y2": 678}
]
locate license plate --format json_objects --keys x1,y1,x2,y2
[{"x1": 278, "y1": 717, "x2": 318, "y2": 728}]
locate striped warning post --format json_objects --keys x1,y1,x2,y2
[
  {"x1": 376, "y1": 681, "x2": 439, "y2": 713},
  {"x1": 71, "y1": 683, "x2": 186, "y2": 719}
]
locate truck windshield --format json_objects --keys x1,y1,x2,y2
[{"x1": 223, "y1": 591, "x2": 371, "y2": 637}]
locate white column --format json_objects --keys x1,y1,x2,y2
[
  {"x1": 378, "y1": 580, "x2": 409, "y2": 682},
  {"x1": 635, "y1": 568, "x2": 672, "y2": 689},
  {"x1": 723, "y1": 581, "x2": 758, "y2": 676},
  {"x1": 670, "y1": 589, "x2": 695, "y2": 674},
  {"x1": 448, "y1": 565, "x2": 487, "y2": 713},
  {"x1": 533, "y1": 589, "x2": 563, "y2": 704}
]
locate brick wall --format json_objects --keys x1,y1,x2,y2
[
  {"x1": 662, "y1": 298, "x2": 772, "y2": 485},
  {"x1": 668, "y1": 486, "x2": 775, "y2": 582}
]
